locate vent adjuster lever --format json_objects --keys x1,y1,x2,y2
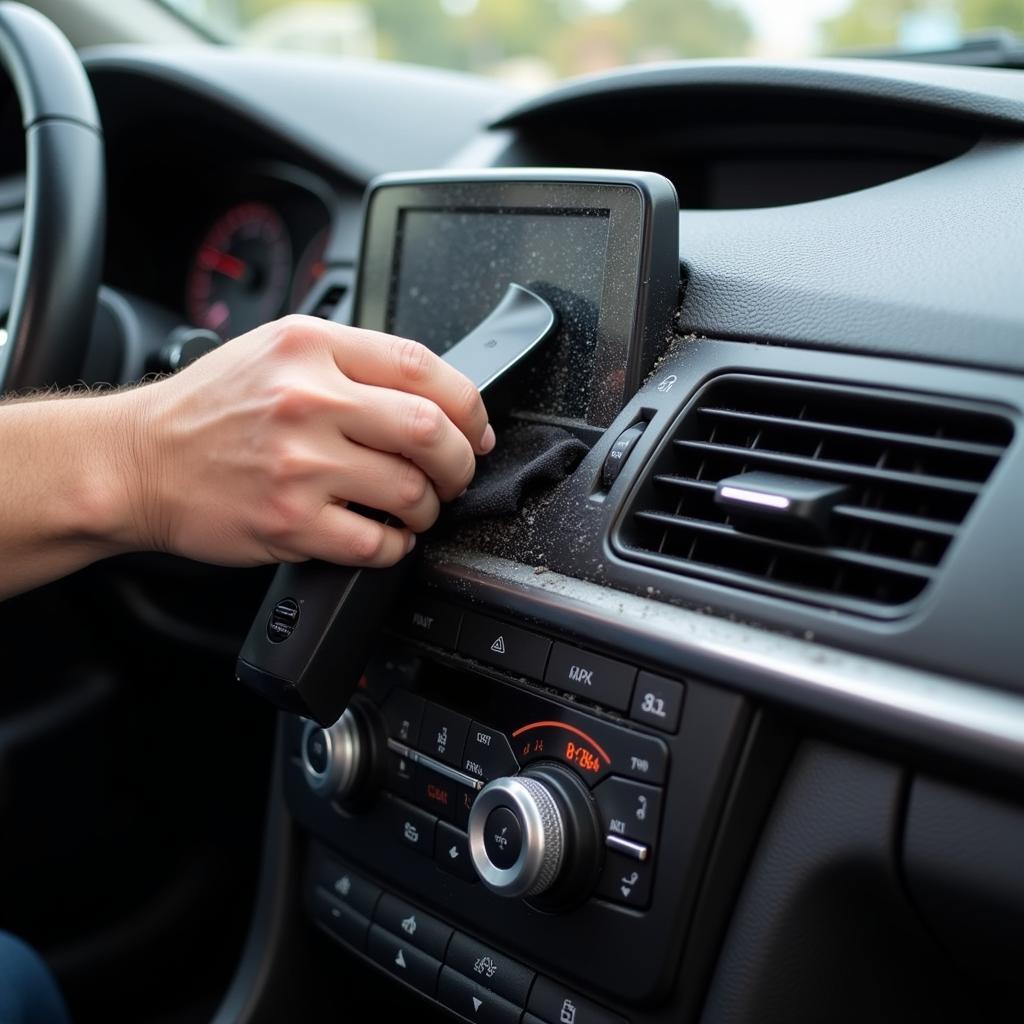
[{"x1": 715, "y1": 471, "x2": 849, "y2": 542}]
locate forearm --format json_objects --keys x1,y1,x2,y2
[
  {"x1": 0, "y1": 391, "x2": 141, "y2": 599},
  {"x1": 0, "y1": 316, "x2": 491, "y2": 602}
]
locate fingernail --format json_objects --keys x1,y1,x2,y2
[
  {"x1": 406, "y1": 533, "x2": 417, "y2": 554},
  {"x1": 480, "y1": 423, "x2": 496, "y2": 453}
]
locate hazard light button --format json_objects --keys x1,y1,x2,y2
[{"x1": 457, "y1": 613, "x2": 551, "y2": 681}]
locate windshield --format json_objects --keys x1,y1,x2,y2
[{"x1": 161, "y1": 1, "x2": 1023, "y2": 84}]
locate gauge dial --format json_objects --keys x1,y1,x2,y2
[
  {"x1": 185, "y1": 202, "x2": 292, "y2": 338},
  {"x1": 290, "y1": 226, "x2": 330, "y2": 311}
]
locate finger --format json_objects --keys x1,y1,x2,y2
[
  {"x1": 303, "y1": 503, "x2": 415, "y2": 568},
  {"x1": 328, "y1": 443, "x2": 440, "y2": 533},
  {"x1": 339, "y1": 381, "x2": 477, "y2": 502},
  {"x1": 325, "y1": 326, "x2": 493, "y2": 455}
]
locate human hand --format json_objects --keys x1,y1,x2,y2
[{"x1": 111, "y1": 315, "x2": 493, "y2": 568}]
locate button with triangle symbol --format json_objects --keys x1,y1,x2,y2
[
  {"x1": 458, "y1": 612, "x2": 552, "y2": 681},
  {"x1": 368, "y1": 924, "x2": 441, "y2": 994},
  {"x1": 438, "y1": 966, "x2": 522, "y2": 1024}
]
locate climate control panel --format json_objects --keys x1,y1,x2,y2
[{"x1": 283, "y1": 595, "x2": 750, "y2": 1005}]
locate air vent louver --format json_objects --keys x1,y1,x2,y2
[{"x1": 615, "y1": 375, "x2": 1013, "y2": 616}]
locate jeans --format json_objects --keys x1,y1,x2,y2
[{"x1": 0, "y1": 933, "x2": 70, "y2": 1024}]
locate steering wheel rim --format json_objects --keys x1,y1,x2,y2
[{"x1": 0, "y1": 1, "x2": 104, "y2": 393}]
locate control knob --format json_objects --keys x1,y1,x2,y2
[
  {"x1": 467, "y1": 764, "x2": 602, "y2": 906},
  {"x1": 300, "y1": 707, "x2": 369, "y2": 800}
]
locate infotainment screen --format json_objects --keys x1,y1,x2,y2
[{"x1": 354, "y1": 172, "x2": 678, "y2": 427}]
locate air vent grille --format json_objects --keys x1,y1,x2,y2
[{"x1": 615, "y1": 375, "x2": 1014, "y2": 615}]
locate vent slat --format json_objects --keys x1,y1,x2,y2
[
  {"x1": 652, "y1": 475, "x2": 716, "y2": 493},
  {"x1": 698, "y1": 407, "x2": 1006, "y2": 460},
  {"x1": 616, "y1": 374, "x2": 1012, "y2": 615},
  {"x1": 634, "y1": 510, "x2": 938, "y2": 581},
  {"x1": 832, "y1": 504, "x2": 959, "y2": 538},
  {"x1": 674, "y1": 440, "x2": 984, "y2": 496}
]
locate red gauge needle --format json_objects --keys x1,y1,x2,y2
[{"x1": 199, "y1": 246, "x2": 248, "y2": 281}]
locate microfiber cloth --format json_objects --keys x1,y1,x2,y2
[{"x1": 446, "y1": 423, "x2": 589, "y2": 523}]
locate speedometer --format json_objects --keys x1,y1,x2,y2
[{"x1": 185, "y1": 202, "x2": 292, "y2": 338}]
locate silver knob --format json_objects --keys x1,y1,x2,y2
[
  {"x1": 300, "y1": 710, "x2": 363, "y2": 799},
  {"x1": 468, "y1": 775, "x2": 565, "y2": 898}
]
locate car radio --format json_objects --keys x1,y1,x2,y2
[{"x1": 284, "y1": 591, "x2": 750, "y2": 1015}]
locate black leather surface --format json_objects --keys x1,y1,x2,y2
[
  {"x1": 0, "y1": 2, "x2": 100, "y2": 127},
  {"x1": 0, "y1": 3, "x2": 104, "y2": 391}
]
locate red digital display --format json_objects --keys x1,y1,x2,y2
[
  {"x1": 511, "y1": 720, "x2": 612, "y2": 783},
  {"x1": 564, "y1": 741, "x2": 601, "y2": 774}
]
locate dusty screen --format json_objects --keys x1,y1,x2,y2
[{"x1": 388, "y1": 207, "x2": 611, "y2": 421}]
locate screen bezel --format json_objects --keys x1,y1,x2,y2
[{"x1": 353, "y1": 170, "x2": 678, "y2": 428}]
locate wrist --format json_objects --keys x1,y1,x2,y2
[{"x1": 63, "y1": 387, "x2": 166, "y2": 557}]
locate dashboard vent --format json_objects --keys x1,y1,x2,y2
[{"x1": 615, "y1": 375, "x2": 1013, "y2": 615}]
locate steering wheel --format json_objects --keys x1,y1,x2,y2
[{"x1": 0, "y1": 2, "x2": 104, "y2": 392}]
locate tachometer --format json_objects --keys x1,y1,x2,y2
[{"x1": 185, "y1": 201, "x2": 292, "y2": 338}]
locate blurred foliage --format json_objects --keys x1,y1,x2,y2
[
  {"x1": 227, "y1": 0, "x2": 752, "y2": 74},
  {"x1": 821, "y1": 0, "x2": 1024, "y2": 51}
]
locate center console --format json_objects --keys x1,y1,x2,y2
[{"x1": 284, "y1": 592, "x2": 751, "y2": 1021}]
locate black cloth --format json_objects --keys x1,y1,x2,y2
[{"x1": 447, "y1": 424, "x2": 588, "y2": 523}]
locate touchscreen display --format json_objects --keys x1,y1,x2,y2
[{"x1": 387, "y1": 207, "x2": 612, "y2": 421}]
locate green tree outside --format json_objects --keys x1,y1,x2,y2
[
  {"x1": 227, "y1": 0, "x2": 752, "y2": 75},
  {"x1": 821, "y1": 0, "x2": 1024, "y2": 52}
]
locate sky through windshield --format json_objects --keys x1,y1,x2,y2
[{"x1": 162, "y1": 0, "x2": 1024, "y2": 84}]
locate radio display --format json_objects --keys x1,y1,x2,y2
[{"x1": 354, "y1": 172, "x2": 679, "y2": 427}]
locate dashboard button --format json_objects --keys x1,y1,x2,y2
[
  {"x1": 413, "y1": 765, "x2": 457, "y2": 822},
  {"x1": 390, "y1": 797, "x2": 436, "y2": 856},
  {"x1": 308, "y1": 846, "x2": 380, "y2": 918},
  {"x1": 544, "y1": 644, "x2": 636, "y2": 711},
  {"x1": 528, "y1": 976, "x2": 628, "y2": 1024},
  {"x1": 402, "y1": 598, "x2": 462, "y2": 649},
  {"x1": 382, "y1": 689, "x2": 424, "y2": 747},
  {"x1": 374, "y1": 894, "x2": 452, "y2": 960},
  {"x1": 420, "y1": 703, "x2": 471, "y2": 768},
  {"x1": 629, "y1": 672, "x2": 684, "y2": 733},
  {"x1": 594, "y1": 777, "x2": 662, "y2": 847},
  {"x1": 439, "y1": 966, "x2": 522, "y2": 1024},
  {"x1": 310, "y1": 888, "x2": 369, "y2": 952},
  {"x1": 462, "y1": 722, "x2": 519, "y2": 782},
  {"x1": 435, "y1": 822, "x2": 477, "y2": 882},
  {"x1": 385, "y1": 750, "x2": 416, "y2": 800},
  {"x1": 601, "y1": 422, "x2": 646, "y2": 489},
  {"x1": 445, "y1": 932, "x2": 535, "y2": 1005},
  {"x1": 456, "y1": 784, "x2": 476, "y2": 829},
  {"x1": 368, "y1": 923, "x2": 441, "y2": 995},
  {"x1": 599, "y1": 722, "x2": 669, "y2": 786},
  {"x1": 459, "y1": 613, "x2": 551, "y2": 679},
  {"x1": 595, "y1": 849, "x2": 654, "y2": 908}
]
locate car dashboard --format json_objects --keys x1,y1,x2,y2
[{"x1": 12, "y1": 44, "x2": 1024, "y2": 1024}]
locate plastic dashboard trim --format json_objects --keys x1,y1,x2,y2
[
  {"x1": 492, "y1": 58, "x2": 1024, "y2": 131},
  {"x1": 423, "y1": 548, "x2": 1024, "y2": 785}
]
